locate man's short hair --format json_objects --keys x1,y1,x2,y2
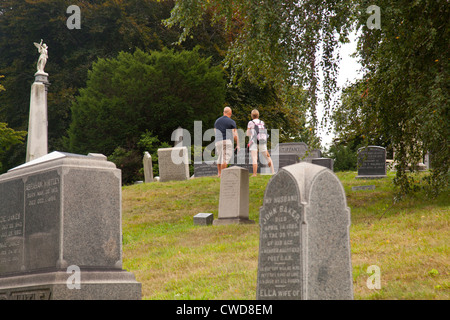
[
  {"x1": 224, "y1": 106, "x2": 232, "y2": 115},
  {"x1": 251, "y1": 109, "x2": 259, "y2": 119}
]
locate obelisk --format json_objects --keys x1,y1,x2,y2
[{"x1": 26, "y1": 39, "x2": 50, "y2": 162}]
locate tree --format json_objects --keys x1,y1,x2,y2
[
  {"x1": 164, "y1": 0, "x2": 353, "y2": 131},
  {"x1": 66, "y1": 47, "x2": 226, "y2": 156},
  {"x1": 167, "y1": 0, "x2": 449, "y2": 196},
  {"x1": 0, "y1": 77, "x2": 27, "y2": 172},
  {"x1": 344, "y1": 0, "x2": 449, "y2": 196},
  {"x1": 0, "y1": 0, "x2": 181, "y2": 170}
]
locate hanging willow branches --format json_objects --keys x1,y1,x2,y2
[{"x1": 164, "y1": 0, "x2": 353, "y2": 129}]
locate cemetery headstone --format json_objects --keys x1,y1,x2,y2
[
  {"x1": 0, "y1": 152, "x2": 141, "y2": 299},
  {"x1": 270, "y1": 143, "x2": 323, "y2": 172},
  {"x1": 356, "y1": 146, "x2": 387, "y2": 179},
  {"x1": 213, "y1": 166, "x2": 254, "y2": 225},
  {"x1": 157, "y1": 147, "x2": 190, "y2": 182},
  {"x1": 257, "y1": 162, "x2": 353, "y2": 300},
  {"x1": 194, "y1": 161, "x2": 218, "y2": 177},
  {"x1": 143, "y1": 151, "x2": 153, "y2": 183},
  {"x1": 311, "y1": 158, "x2": 334, "y2": 171}
]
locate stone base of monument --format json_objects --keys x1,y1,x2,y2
[
  {"x1": 0, "y1": 270, "x2": 141, "y2": 300},
  {"x1": 0, "y1": 151, "x2": 141, "y2": 300},
  {"x1": 213, "y1": 217, "x2": 255, "y2": 226}
]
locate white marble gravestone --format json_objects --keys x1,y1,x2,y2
[
  {"x1": 213, "y1": 166, "x2": 254, "y2": 225},
  {"x1": 143, "y1": 152, "x2": 153, "y2": 183}
]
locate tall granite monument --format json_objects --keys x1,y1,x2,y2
[
  {"x1": 257, "y1": 162, "x2": 353, "y2": 300},
  {"x1": 0, "y1": 152, "x2": 141, "y2": 299},
  {"x1": 26, "y1": 40, "x2": 50, "y2": 162}
]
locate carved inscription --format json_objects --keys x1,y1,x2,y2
[
  {"x1": 0, "y1": 288, "x2": 52, "y2": 300},
  {"x1": 24, "y1": 170, "x2": 61, "y2": 271},
  {"x1": 0, "y1": 179, "x2": 24, "y2": 274},
  {"x1": 357, "y1": 147, "x2": 386, "y2": 175},
  {"x1": 257, "y1": 172, "x2": 303, "y2": 300},
  {"x1": 0, "y1": 213, "x2": 23, "y2": 265},
  {"x1": 25, "y1": 177, "x2": 59, "y2": 207}
]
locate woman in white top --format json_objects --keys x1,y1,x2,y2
[{"x1": 246, "y1": 109, "x2": 275, "y2": 176}]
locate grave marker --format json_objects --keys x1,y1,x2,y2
[
  {"x1": 0, "y1": 152, "x2": 141, "y2": 299},
  {"x1": 257, "y1": 162, "x2": 353, "y2": 300},
  {"x1": 356, "y1": 146, "x2": 387, "y2": 179},
  {"x1": 157, "y1": 147, "x2": 190, "y2": 182},
  {"x1": 213, "y1": 166, "x2": 254, "y2": 225}
]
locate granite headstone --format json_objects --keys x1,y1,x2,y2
[
  {"x1": 0, "y1": 152, "x2": 141, "y2": 299},
  {"x1": 356, "y1": 146, "x2": 387, "y2": 179},
  {"x1": 257, "y1": 162, "x2": 353, "y2": 300}
]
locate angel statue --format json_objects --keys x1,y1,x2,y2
[{"x1": 34, "y1": 39, "x2": 48, "y2": 75}]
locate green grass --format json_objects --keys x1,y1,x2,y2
[{"x1": 122, "y1": 171, "x2": 449, "y2": 300}]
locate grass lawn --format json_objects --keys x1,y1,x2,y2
[{"x1": 121, "y1": 171, "x2": 449, "y2": 300}]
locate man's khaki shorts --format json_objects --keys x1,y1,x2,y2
[{"x1": 215, "y1": 139, "x2": 233, "y2": 164}]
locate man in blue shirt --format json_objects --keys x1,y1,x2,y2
[{"x1": 214, "y1": 106, "x2": 239, "y2": 177}]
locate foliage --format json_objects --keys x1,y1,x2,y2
[
  {"x1": 165, "y1": 0, "x2": 449, "y2": 196},
  {"x1": 346, "y1": 0, "x2": 449, "y2": 196},
  {"x1": 0, "y1": 78, "x2": 27, "y2": 172},
  {"x1": 164, "y1": 0, "x2": 354, "y2": 129},
  {"x1": 0, "y1": 0, "x2": 182, "y2": 170},
  {"x1": 66, "y1": 47, "x2": 225, "y2": 180}
]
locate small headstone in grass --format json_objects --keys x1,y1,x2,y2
[
  {"x1": 143, "y1": 151, "x2": 154, "y2": 183},
  {"x1": 257, "y1": 162, "x2": 353, "y2": 300},
  {"x1": 194, "y1": 213, "x2": 214, "y2": 226},
  {"x1": 213, "y1": 166, "x2": 254, "y2": 225}
]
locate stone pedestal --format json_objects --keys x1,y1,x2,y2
[
  {"x1": 0, "y1": 152, "x2": 141, "y2": 300},
  {"x1": 26, "y1": 73, "x2": 50, "y2": 162}
]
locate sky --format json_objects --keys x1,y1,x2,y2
[{"x1": 317, "y1": 30, "x2": 363, "y2": 150}]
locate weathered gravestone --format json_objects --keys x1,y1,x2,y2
[
  {"x1": 157, "y1": 147, "x2": 190, "y2": 182},
  {"x1": 356, "y1": 146, "x2": 387, "y2": 179},
  {"x1": 270, "y1": 143, "x2": 323, "y2": 172},
  {"x1": 213, "y1": 166, "x2": 254, "y2": 225},
  {"x1": 0, "y1": 151, "x2": 141, "y2": 299},
  {"x1": 143, "y1": 151, "x2": 153, "y2": 183},
  {"x1": 194, "y1": 161, "x2": 218, "y2": 177},
  {"x1": 257, "y1": 162, "x2": 353, "y2": 300},
  {"x1": 311, "y1": 158, "x2": 334, "y2": 171}
]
